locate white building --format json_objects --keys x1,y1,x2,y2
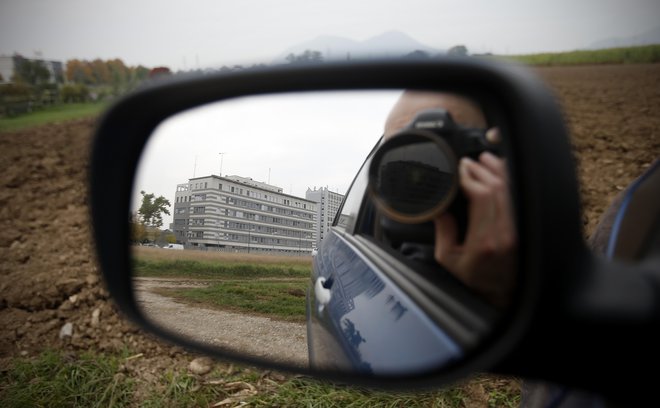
[
  {"x1": 305, "y1": 187, "x2": 345, "y2": 248},
  {"x1": 172, "y1": 175, "x2": 317, "y2": 255}
]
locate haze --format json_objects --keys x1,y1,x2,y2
[{"x1": 2, "y1": 0, "x2": 660, "y2": 71}]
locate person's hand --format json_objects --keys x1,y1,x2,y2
[{"x1": 433, "y1": 151, "x2": 517, "y2": 307}]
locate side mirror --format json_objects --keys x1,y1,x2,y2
[{"x1": 91, "y1": 58, "x2": 584, "y2": 388}]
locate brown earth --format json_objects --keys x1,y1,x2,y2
[{"x1": 1, "y1": 64, "x2": 659, "y2": 404}]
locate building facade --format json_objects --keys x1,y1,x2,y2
[
  {"x1": 172, "y1": 175, "x2": 317, "y2": 255},
  {"x1": 305, "y1": 187, "x2": 345, "y2": 248}
]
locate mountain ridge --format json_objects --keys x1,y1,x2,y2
[{"x1": 273, "y1": 30, "x2": 442, "y2": 63}]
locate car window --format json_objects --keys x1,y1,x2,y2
[{"x1": 334, "y1": 140, "x2": 381, "y2": 233}]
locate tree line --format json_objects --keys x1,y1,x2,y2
[{"x1": 1, "y1": 56, "x2": 166, "y2": 117}]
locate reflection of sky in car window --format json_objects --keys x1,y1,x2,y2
[{"x1": 2, "y1": 0, "x2": 659, "y2": 70}]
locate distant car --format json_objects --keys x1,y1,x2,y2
[
  {"x1": 164, "y1": 243, "x2": 184, "y2": 250},
  {"x1": 306, "y1": 139, "x2": 497, "y2": 375}
]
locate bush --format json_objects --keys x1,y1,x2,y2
[
  {"x1": 0, "y1": 83, "x2": 34, "y2": 117},
  {"x1": 60, "y1": 83, "x2": 90, "y2": 103}
]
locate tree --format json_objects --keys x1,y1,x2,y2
[
  {"x1": 132, "y1": 65, "x2": 150, "y2": 82},
  {"x1": 447, "y1": 45, "x2": 469, "y2": 57},
  {"x1": 66, "y1": 59, "x2": 94, "y2": 84},
  {"x1": 285, "y1": 50, "x2": 324, "y2": 64},
  {"x1": 129, "y1": 212, "x2": 147, "y2": 243},
  {"x1": 90, "y1": 58, "x2": 112, "y2": 85},
  {"x1": 403, "y1": 50, "x2": 431, "y2": 59},
  {"x1": 13, "y1": 58, "x2": 51, "y2": 85},
  {"x1": 165, "y1": 232, "x2": 176, "y2": 244},
  {"x1": 138, "y1": 191, "x2": 171, "y2": 228}
]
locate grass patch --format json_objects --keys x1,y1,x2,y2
[
  {"x1": 141, "y1": 369, "x2": 226, "y2": 408},
  {"x1": 0, "y1": 102, "x2": 108, "y2": 133},
  {"x1": 133, "y1": 258, "x2": 311, "y2": 280},
  {"x1": 158, "y1": 279, "x2": 308, "y2": 322},
  {"x1": 247, "y1": 377, "x2": 468, "y2": 407},
  {"x1": 0, "y1": 350, "x2": 134, "y2": 407},
  {"x1": 0, "y1": 352, "x2": 520, "y2": 406},
  {"x1": 506, "y1": 44, "x2": 660, "y2": 66}
]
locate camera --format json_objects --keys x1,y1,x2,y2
[{"x1": 368, "y1": 108, "x2": 500, "y2": 232}]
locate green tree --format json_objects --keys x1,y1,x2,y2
[
  {"x1": 138, "y1": 191, "x2": 171, "y2": 228},
  {"x1": 447, "y1": 45, "x2": 468, "y2": 57},
  {"x1": 132, "y1": 65, "x2": 150, "y2": 81},
  {"x1": 129, "y1": 212, "x2": 147, "y2": 243},
  {"x1": 13, "y1": 58, "x2": 51, "y2": 85},
  {"x1": 285, "y1": 50, "x2": 324, "y2": 64}
]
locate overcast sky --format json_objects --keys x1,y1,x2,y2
[
  {"x1": 2, "y1": 0, "x2": 660, "y2": 71},
  {"x1": 134, "y1": 91, "x2": 401, "y2": 225}
]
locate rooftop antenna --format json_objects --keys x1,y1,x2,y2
[
  {"x1": 193, "y1": 155, "x2": 197, "y2": 178},
  {"x1": 218, "y1": 152, "x2": 226, "y2": 177},
  {"x1": 268, "y1": 168, "x2": 271, "y2": 184}
]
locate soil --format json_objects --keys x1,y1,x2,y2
[{"x1": 0, "y1": 64, "x2": 658, "y2": 403}]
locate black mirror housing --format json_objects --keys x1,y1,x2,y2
[{"x1": 91, "y1": 58, "x2": 587, "y2": 389}]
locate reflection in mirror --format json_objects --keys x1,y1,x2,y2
[{"x1": 131, "y1": 90, "x2": 517, "y2": 375}]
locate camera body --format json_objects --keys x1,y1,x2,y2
[
  {"x1": 368, "y1": 108, "x2": 499, "y2": 240},
  {"x1": 405, "y1": 108, "x2": 495, "y2": 161}
]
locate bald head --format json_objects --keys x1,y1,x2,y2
[{"x1": 384, "y1": 91, "x2": 487, "y2": 139}]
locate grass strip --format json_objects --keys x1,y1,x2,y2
[
  {"x1": 0, "y1": 102, "x2": 108, "y2": 133},
  {"x1": 247, "y1": 377, "x2": 468, "y2": 407},
  {"x1": 133, "y1": 258, "x2": 311, "y2": 279},
  {"x1": 157, "y1": 279, "x2": 308, "y2": 322}
]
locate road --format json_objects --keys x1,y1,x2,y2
[{"x1": 133, "y1": 277, "x2": 308, "y2": 368}]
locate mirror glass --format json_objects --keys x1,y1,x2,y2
[{"x1": 131, "y1": 90, "x2": 516, "y2": 375}]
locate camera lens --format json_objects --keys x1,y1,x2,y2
[{"x1": 369, "y1": 132, "x2": 458, "y2": 223}]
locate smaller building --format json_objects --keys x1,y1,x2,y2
[{"x1": 305, "y1": 187, "x2": 345, "y2": 248}]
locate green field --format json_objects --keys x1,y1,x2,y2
[
  {"x1": 0, "y1": 102, "x2": 108, "y2": 133},
  {"x1": 506, "y1": 44, "x2": 660, "y2": 66}
]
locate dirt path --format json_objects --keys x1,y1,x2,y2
[{"x1": 133, "y1": 277, "x2": 308, "y2": 368}]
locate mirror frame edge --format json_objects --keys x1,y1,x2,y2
[{"x1": 90, "y1": 58, "x2": 580, "y2": 389}]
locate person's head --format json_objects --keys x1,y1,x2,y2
[{"x1": 384, "y1": 91, "x2": 487, "y2": 139}]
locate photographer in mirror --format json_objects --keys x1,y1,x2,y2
[{"x1": 373, "y1": 91, "x2": 517, "y2": 308}]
